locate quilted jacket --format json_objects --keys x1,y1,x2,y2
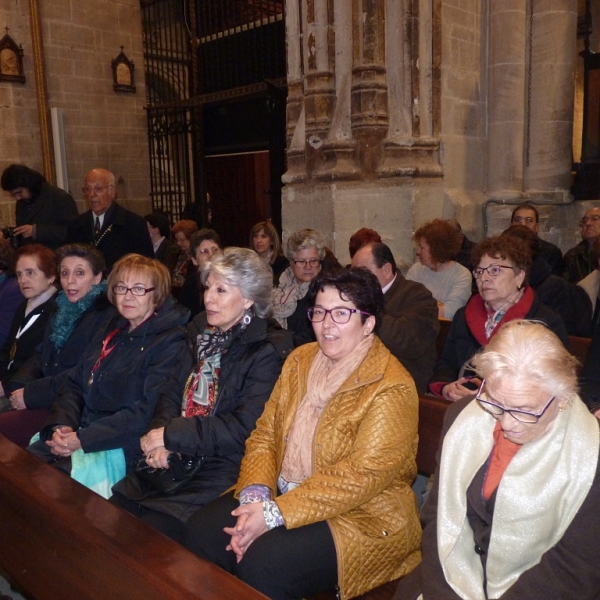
[{"x1": 236, "y1": 336, "x2": 422, "y2": 599}]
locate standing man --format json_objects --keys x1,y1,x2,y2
[
  {"x1": 510, "y1": 203, "x2": 563, "y2": 276},
  {"x1": 351, "y1": 242, "x2": 440, "y2": 393},
  {"x1": 0, "y1": 164, "x2": 78, "y2": 249},
  {"x1": 564, "y1": 206, "x2": 600, "y2": 284},
  {"x1": 67, "y1": 168, "x2": 153, "y2": 270}
]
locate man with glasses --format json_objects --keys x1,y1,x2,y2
[
  {"x1": 67, "y1": 168, "x2": 153, "y2": 269},
  {"x1": 564, "y1": 206, "x2": 600, "y2": 283},
  {"x1": 0, "y1": 164, "x2": 77, "y2": 249},
  {"x1": 351, "y1": 242, "x2": 439, "y2": 393},
  {"x1": 510, "y1": 203, "x2": 563, "y2": 277}
]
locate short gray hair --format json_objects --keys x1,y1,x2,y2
[
  {"x1": 285, "y1": 229, "x2": 326, "y2": 262},
  {"x1": 201, "y1": 247, "x2": 273, "y2": 318},
  {"x1": 471, "y1": 320, "x2": 578, "y2": 403}
]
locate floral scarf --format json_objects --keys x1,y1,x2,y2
[{"x1": 272, "y1": 266, "x2": 310, "y2": 328}]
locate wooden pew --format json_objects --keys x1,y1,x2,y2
[{"x1": 0, "y1": 435, "x2": 266, "y2": 600}]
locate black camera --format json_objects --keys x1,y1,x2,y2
[{"x1": 1, "y1": 227, "x2": 18, "y2": 248}]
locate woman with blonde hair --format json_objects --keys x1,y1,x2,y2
[{"x1": 396, "y1": 319, "x2": 600, "y2": 599}]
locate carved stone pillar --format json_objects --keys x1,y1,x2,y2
[{"x1": 487, "y1": 0, "x2": 527, "y2": 198}]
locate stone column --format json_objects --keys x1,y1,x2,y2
[
  {"x1": 487, "y1": 0, "x2": 527, "y2": 198},
  {"x1": 525, "y1": 0, "x2": 577, "y2": 192}
]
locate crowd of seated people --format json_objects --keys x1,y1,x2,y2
[{"x1": 2, "y1": 167, "x2": 600, "y2": 599}]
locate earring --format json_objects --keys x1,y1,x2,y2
[{"x1": 241, "y1": 308, "x2": 252, "y2": 326}]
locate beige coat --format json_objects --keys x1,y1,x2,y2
[{"x1": 236, "y1": 336, "x2": 422, "y2": 599}]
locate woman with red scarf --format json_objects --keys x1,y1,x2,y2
[{"x1": 430, "y1": 235, "x2": 568, "y2": 401}]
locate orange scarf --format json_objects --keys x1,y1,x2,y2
[{"x1": 482, "y1": 421, "x2": 521, "y2": 500}]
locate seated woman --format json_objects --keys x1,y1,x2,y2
[
  {"x1": 179, "y1": 228, "x2": 222, "y2": 318},
  {"x1": 171, "y1": 219, "x2": 199, "y2": 287},
  {"x1": 250, "y1": 220, "x2": 289, "y2": 285},
  {"x1": 395, "y1": 320, "x2": 600, "y2": 599},
  {"x1": 1, "y1": 244, "x2": 114, "y2": 447},
  {"x1": 111, "y1": 248, "x2": 293, "y2": 540},
  {"x1": 182, "y1": 267, "x2": 421, "y2": 600},
  {"x1": 0, "y1": 239, "x2": 23, "y2": 349},
  {"x1": 0, "y1": 244, "x2": 58, "y2": 396},
  {"x1": 430, "y1": 235, "x2": 568, "y2": 402},
  {"x1": 406, "y1": 219, "x2": 472, "y2": 319},
  {"x1": 272, "y1": 228, "x2": 327, "y2": 347},
  {"x1": 27, "y1": 254, "x2": 189, "y2": 497}
]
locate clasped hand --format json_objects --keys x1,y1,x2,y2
[
  {"x1": 140, "y1": 427, "x2": 171, "y2": 469},
  {"x1": 224, "y1": 502, "x2": 268, "y2": 563},
  {"x1": 46, "y1": 426, "x2": 82, "y2": 457}
]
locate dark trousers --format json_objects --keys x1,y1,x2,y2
[
  {"x1": 109, "y1": 492, "x2": 185, "y2": 542},
  {"x1": 182, "y1": 491, "x2": 338, "y2": 600}
]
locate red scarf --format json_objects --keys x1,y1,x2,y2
[{"x1": 483, "y1": 421, "x2": 521, "y2": 500}]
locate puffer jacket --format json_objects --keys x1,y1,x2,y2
[{"x1": 236, "y1": 336, "x2": 422, "y2": 599}]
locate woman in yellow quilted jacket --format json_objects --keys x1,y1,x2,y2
[{"x1": 182, "y1": 267, "x2": 422, "y2": 600}]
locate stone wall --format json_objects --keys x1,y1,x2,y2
[{"x1": 0, "y1": 0, "x2": 149, "y2": 229}]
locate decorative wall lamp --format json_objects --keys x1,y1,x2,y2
[
  {"x1": 0, "y1": 27, "x2": 25, "y2": 83},
  {"x1": 111, "y1": 46, "x2": 135, "y2": 93}
]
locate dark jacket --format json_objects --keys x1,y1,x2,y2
[
  {"x1": 286, "y1": 293, "x2": 316, "y2": 348},
  {"x1": 378, "y1": 273, "x2": 440, "y2": 393},
  {"x1": 539, "y1": 238, "x2": 564, "y2": 277},
  {"x1": 38, "y1": 296, "x2": 190, "y2": 469},
  {"x1": 112, "y1": 313, "x2": 294, "y2": 522},
  {"x1": 178, "y1": 271, "x2": 203, "y2": 319},
  {"x1": 393, "y1": 397, "x2": 600, "y2": 600},
  {"x1": 271, "y1": 254, "x2": 289, "y2": 286},
  {"x1": 154, "y1": 237, "x2": 180, "y2": 271},
  {"x1": 67, "y1": 202, "x2": 154, "y2": 270},
  {"x1": 529, "y1": 255, "x2": 592, "y2": 337},
  {"x1": 579, "y1": 319, "x2": 600, "y2": 414},
  {"x1": 564, "y1": 240, "x2": 593, "y2": 284},
  {"x1": 5, "y1": 294, "x2": 116, "y2": 404},
  {"x1": 0, "y1": 294, "x2": 57, "y2": 388},
  {"x1": 15, "y1": 182, "x2": 78, "y2": 249},
  {"x1": 0, "y1": 276, "x2": 23, "y2": 349},
  {"x1": 431, "y1": 289, "x2": 569, "y2": 387}
]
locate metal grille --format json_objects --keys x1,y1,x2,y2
[{"x1": 141, "y1": 0, "x2": 286, "y2": 224}]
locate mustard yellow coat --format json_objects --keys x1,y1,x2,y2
[{"x1": 236, "y1": 336, "x2": 422, "y2": 599}]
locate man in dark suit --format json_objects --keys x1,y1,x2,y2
[
  {"x1": 67, "y1": 168, "x2": 153, "y2": 270},
  {"x1": 351, "y1": 242, "x2": 440, "y2": 393},
  {"x1": 1, "y1": 164, "x2": 78, "y2": 249}
]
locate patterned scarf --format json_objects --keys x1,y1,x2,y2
[
  {"x1": 272, "y1": 266, "x2": 310, "y2": 328},
  {"x1": 50, "y1": 281, "x2": 107, "y2": 351},
  {"x1": 181, "y1": 314, "x2": 251, "y2": 418}
]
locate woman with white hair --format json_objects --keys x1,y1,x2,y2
[
  {"x1": 111, "y1": 248, "x2": 294, "y2": 541},
  {"x1": 396, "y1": 319, "x2": 600, "y2": 599}
]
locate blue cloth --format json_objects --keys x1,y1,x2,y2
[{"x1": 71, "y1": 447, "x2": 126, "y2": 499}]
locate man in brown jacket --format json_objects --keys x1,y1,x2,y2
[{"x1": 352, "y1": 242, "x2": 440, "y2": 393}]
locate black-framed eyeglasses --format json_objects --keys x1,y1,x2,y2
[
  {"x1": 293, "y1": 258, "x2": 321, "y2": 268},
  {"x1": 112, "y1": 284, "x2": 155, "y2": 296},
  {"x1": 475, "y1": 379, "x2": 556, "y2": 424},
  {"x1": 472, "y1": 264, "x2": 515, "y2": 279},
  {"x1": 307, "y1": 306, "x2": 371, "y2": 324}
]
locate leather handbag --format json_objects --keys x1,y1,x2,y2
[{"x1": 134, "y1": 453, "x2": 205, "y2": 495}]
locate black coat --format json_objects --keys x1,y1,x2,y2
[
  {"x1": 5, "y1": 293, "x2": 116, "y2": 405},
  {"x1": 0, "y1": 294, "x2": 57, "y2": 388},
  {"x1": 15, "y1": 182, "x2": 78, "y2": 249},
  {"x1": 155, "y1": 237, "x2": 180, "y2": 271},
  {"x1": 112, "y1": 313, "x2": 294, "y2": 522},
  {"x1": 538, "y1": 238, "x2": 564, "y2": 277},
  {"x1": 38, "y1": 296, "x2": 190, "y2": 469},
  {"x1": 286, "y1": 293, "x2": 316, "y2": 348},
  {"x1": 431, "y1": 290, "x2": 569, "y2": 386},
  {"x1": 67, "y1": 202, "x2": 154, "y2": 270},
  {"x1": 564, "y1": 240, "x2": 593, "y2": 284}
]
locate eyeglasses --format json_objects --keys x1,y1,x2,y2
[
  {"x1": 197, "y1": 247, "x2": 219, "y2": 256},
  {"x1": 580, "y1": 215, "x2": 600, "y2": 225},
  {"x1": 512, "y1": 216, "x2": 535, "y2": 225},
  {"x1": 82, "y1": 184, "x2": 113, "y2": 195},
  {"x1": 293, "y1": 258, "x2": 321, "y2": 268},
  {"x1": 307, "y1": 306, "x2": 371, "y2": 324},
  {"x1": 475, "y1": 380, "x2": 556, "y2": 424},
  {"x1": 112, "y1": 284, "x2": 155, "y2": 296},
  {"x1": 472, "y1": 264, "x2": 515, "y2": 279}
]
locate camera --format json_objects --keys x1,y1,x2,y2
[{"x1": 1, "y1": 227, "x2": 18, "y2": 248}]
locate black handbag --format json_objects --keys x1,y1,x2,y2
[{"x1": 134, "y1": 453, "x2": 205, "y2": 495}]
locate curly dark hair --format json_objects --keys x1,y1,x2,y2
[
  {"x1": 472, "y1": 235, "x2": 532, "y2": 279},
  {"x1": 306, "y1": 267, "x2": 384, "y2": 328},
  {"x1": 56, "y1": 243, "x2": 106, "y2": 276},
  {"x1": 414, "y1": 219, "x2": 462, "y2": 264},
  {"x1": 1, "y1": 164, "x2": 46, "y2": 195}
]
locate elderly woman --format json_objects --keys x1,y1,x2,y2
[
  {"x1": 0, "y1": 244, "x2": 113, "y2": 447},
  {"x1": 272, "y1": 228, "x2": 327, "y2": 347},
  {"x1": 182, "y1": 267, "x2": 421, "y2": 600},
  {"x1": 0, "y1": 244, "x2": 58, "y2": 396},
  {"x1": 396, "y1": 320, "x2": 600, "y2": 599},
  {"x1": 110, "y1": 248, "x2": 293, "y2": 540},
  {"x1": 171, "y1": 219, "x2": 199, "y2": 287},
  {"x1": 406, "y1": 219, "x2": 472, "y2": 319},
  {"x1": 430, "y1": 235, "x2": 568, "y2": 401},
  {"x1": 0, "y1": 239, "x2": 23, "y2": 349},
  {"x1": 250, "y1": 220, "x2": 289, "y2": 285},
  {"x1": 27, "y1": 254, "x2": 189, "y2": 497}
]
